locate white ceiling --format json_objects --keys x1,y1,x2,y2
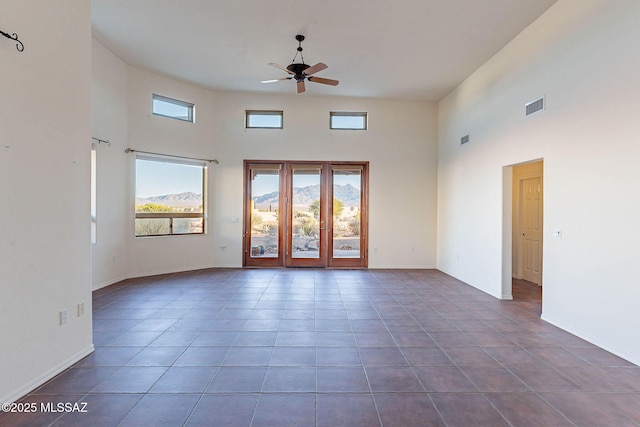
[{"x1": 91, "y1": 0, "x2": 558, "y2": 102}]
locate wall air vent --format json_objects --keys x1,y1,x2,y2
[
  {"x1": 460, "y1": 135, "x2": 470, "y2": 145},
  {"x1": 525, "y1": 97, "x2": 545, "y2": 116}
]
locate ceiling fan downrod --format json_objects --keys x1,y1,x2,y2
[{"x1": 291, "y1": 34, "x2": 305, "y2": 65}]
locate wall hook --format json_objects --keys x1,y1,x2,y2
[{"x1": 1, "y1": 29, "x2": 24, "y2": 52}]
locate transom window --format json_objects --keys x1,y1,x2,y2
[
  {"x1": 246, "y1": 110, "x2": 283, "y2": 129},
  {"x1": 135, "y1": 156, "x2": 206, "y2": 236},
  {"x1": 152, "y1": 94, "x2": 194, "y2": 122},
  {"x1": 330, "y1": 112, "x2": 367, "y2": 130}
]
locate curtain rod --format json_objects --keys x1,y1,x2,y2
[
  {"x1": 0, "y1": 28, "x2": 24, "y2": 52},
  {"x1": 92, "y1": 137, "x2": 111, "y2": 147},
  {"x1": 124, "y1": 148, "x2": 219, "y2": 164}
]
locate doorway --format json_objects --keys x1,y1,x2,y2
[
  {"x1": 243, "y1": 160, "x2": 369, "y2": 268},
  {"x1": 512, "y1": 160, "x2": 543, "y2": 286}
]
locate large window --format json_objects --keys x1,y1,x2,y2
[{"x1": 135, "y1": 156, "x2": 206, "y2": 236}]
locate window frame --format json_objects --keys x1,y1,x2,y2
[
  {"x1": 134, "y1": 155, "x2": 207, "y2": 237},
  {"x1": 90, "y1": 148, "x2": 97, "y2": 244},
  {"x1": 330, "y1": 111, "x2": 368, "y2": 130},
  {"x1": 152, "y1": 94, "x2": 195, "y2": 123},
  {"x1": 245, "y1": 110, "x2": 284, "y2": 129}
]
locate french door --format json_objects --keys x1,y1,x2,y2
[{"x1": 243, "y1": 160, "x2": 368, "y2": 268}]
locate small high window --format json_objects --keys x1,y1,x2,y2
[
  {"x1": 246, "y1": 110, "x2": 283, "y2": 129},
  {"x1": 152, "y1": 94, "x2": 194, "y2": 122},
  {"x1": 330, "y1": 112, "x2": 367, "y2": 130}
]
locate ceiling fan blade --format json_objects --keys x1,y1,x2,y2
[
  {"x1": 308, "y1": 76, "x2": 339, "y2": 86},
  {"x1": 297, "y1": 80, "x2": 306, "y2": 93},
  {"x1": 268, "y1": 63, "x2": 294, "y2": 75},
  {"x1": 304, "y1": 62, "x2": 328, "y2": 76},
  {"x1": 261, "y1": 77, "x2": 292, "y2": 83}
]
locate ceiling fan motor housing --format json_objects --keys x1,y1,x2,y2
[{"x1": 287, "y1": 63, "x2": 310, "y2": 81}]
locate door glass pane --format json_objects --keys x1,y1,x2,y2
[
  {"x1": 250, "y1": 167, "x2": 280, "y2": 258},
  {"x1": 333, "y1": 168, "x2": 361, "y2": 258},
  {"x1": 292, "y1": 167, "x2": 321, "y2": 259}
]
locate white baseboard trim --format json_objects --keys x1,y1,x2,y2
[
  {"x1": 541, "y1": 313, "x2": 639, "y2": 366},
  {"x1": 126, "y1": 264, "x2": 219, "y2": 281},
  {"x1": 502, "y1": 294, "x2": 513, "y2": 300},
  {"x1": 93, "y1": 265, "x2": 445, "y2": 290},
  {"x1": 92, "y1": 274, "x2": 128, "y2": 291},
  {"x1": 367, "y1": 264, "x2": 437, "y2": 269},
  {"x1": 92, "y1": 264, "x2": 222, "y2": 291},
  {"x1": 1, "y1": 344, "x2": 95, "y2": 405}
]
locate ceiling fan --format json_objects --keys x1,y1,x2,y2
[{"x1": 261, "y1": 35, "x2": 339, "y2": 93}]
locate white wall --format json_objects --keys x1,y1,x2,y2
[
  {"x1": 91, "y1": 39, "x2": 130, "y2": 289},
  {"x1": 91, "y1": 62, "x2": 438, "y2": 277},
  {"x1": 210, "y1": 91, "x2": 438, "y2": 269},
  {"x1": 437, "y1": 0, "x2": 640, "y2": 364},
  {"x1": 0, "y1": 0, "x2": 93, "y2": 403},
  {"x1": 126, "y1": 68, "x2": 222, "y2": 276}
]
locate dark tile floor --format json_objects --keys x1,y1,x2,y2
[{"x1": 2, "y1": 269, "x2": 639, "y2": 426}]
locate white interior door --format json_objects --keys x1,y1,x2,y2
[{"x1": 521, "y1": 176, "x2": 542, "y2": 284}]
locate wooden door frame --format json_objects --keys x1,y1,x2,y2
[
  {"x1": 285, "y1": 162, "x2": 327, "y2": 268},
  {"x1": 327, "y1": 162, "x2": 369, "y2": 268},
  {"x1": 243, "y1": 162, "x2": 285, "y2": 268},
  {"x1": 243, "y1": 160, "x2": 369, "y2": 268}
]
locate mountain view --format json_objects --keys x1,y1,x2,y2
[
  {"x1": 253, "y1": 184, "x2": 360, "y2": 209},
  {"x1": 134, "y1": 184, "x2": 359, "y2": 211},
  {"x1": 135, "y1": 192, "x2": 202, "y2": 208}
]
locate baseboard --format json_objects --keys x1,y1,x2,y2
[
  {"x1": 92, "y1": 274, "x2": 128, "y2": 291},
  {"x1": 126, "y1": 264, "x2": 218, "y2": 281},
  {"x1": 541, "y1": 313, "x2": 639, "y2": 366},
  {"x1": 368, "y1": 264, "x2": 437, "y2": 269},
  {"x1": 92, "y1": 264, "x2": 220, "y2": 290},
  {"x1": 94, "y1": 264, "x2": 440, "y2": 289},
  {"x1": 1, "y1": 344, "x2": 95, "y2": 405},
  {"x1": 502, "y1": 293, "x2": 513, "y2": 300}
]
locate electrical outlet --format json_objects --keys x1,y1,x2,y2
[
  {"x1": 78, "y1": 303, "x2": 85, "y2": 317},
  {"x1": 60, "y1": 310, "x2": 68, "y2": 325}
]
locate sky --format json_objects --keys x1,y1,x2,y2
[
  {"x1": 251, "y1": 170, "x2": 361, "y2": 197},
  {"x1": 136, "y1": 159, "x2": 361, "y2": 199},
  {"x1": 136, "y1": 159, "x2": 203, "y2": 198}
]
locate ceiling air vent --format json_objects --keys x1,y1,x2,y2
[
  {"x1": 460, "y1": 135, "x2": 470, "y2": 145},
  {"x1": 525, "y1": 97, "x2": 545, "y2": 116}
]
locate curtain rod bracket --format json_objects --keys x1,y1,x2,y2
[
  {"x1": 125, "y1": 148, "x2": 219, "y2": 164},
  {"x1": 92, "y1": 137, "x2": 111, "y2": 147},
  {"x1": 1, "y1": 28, "x2": 24, "y2": 52}
]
